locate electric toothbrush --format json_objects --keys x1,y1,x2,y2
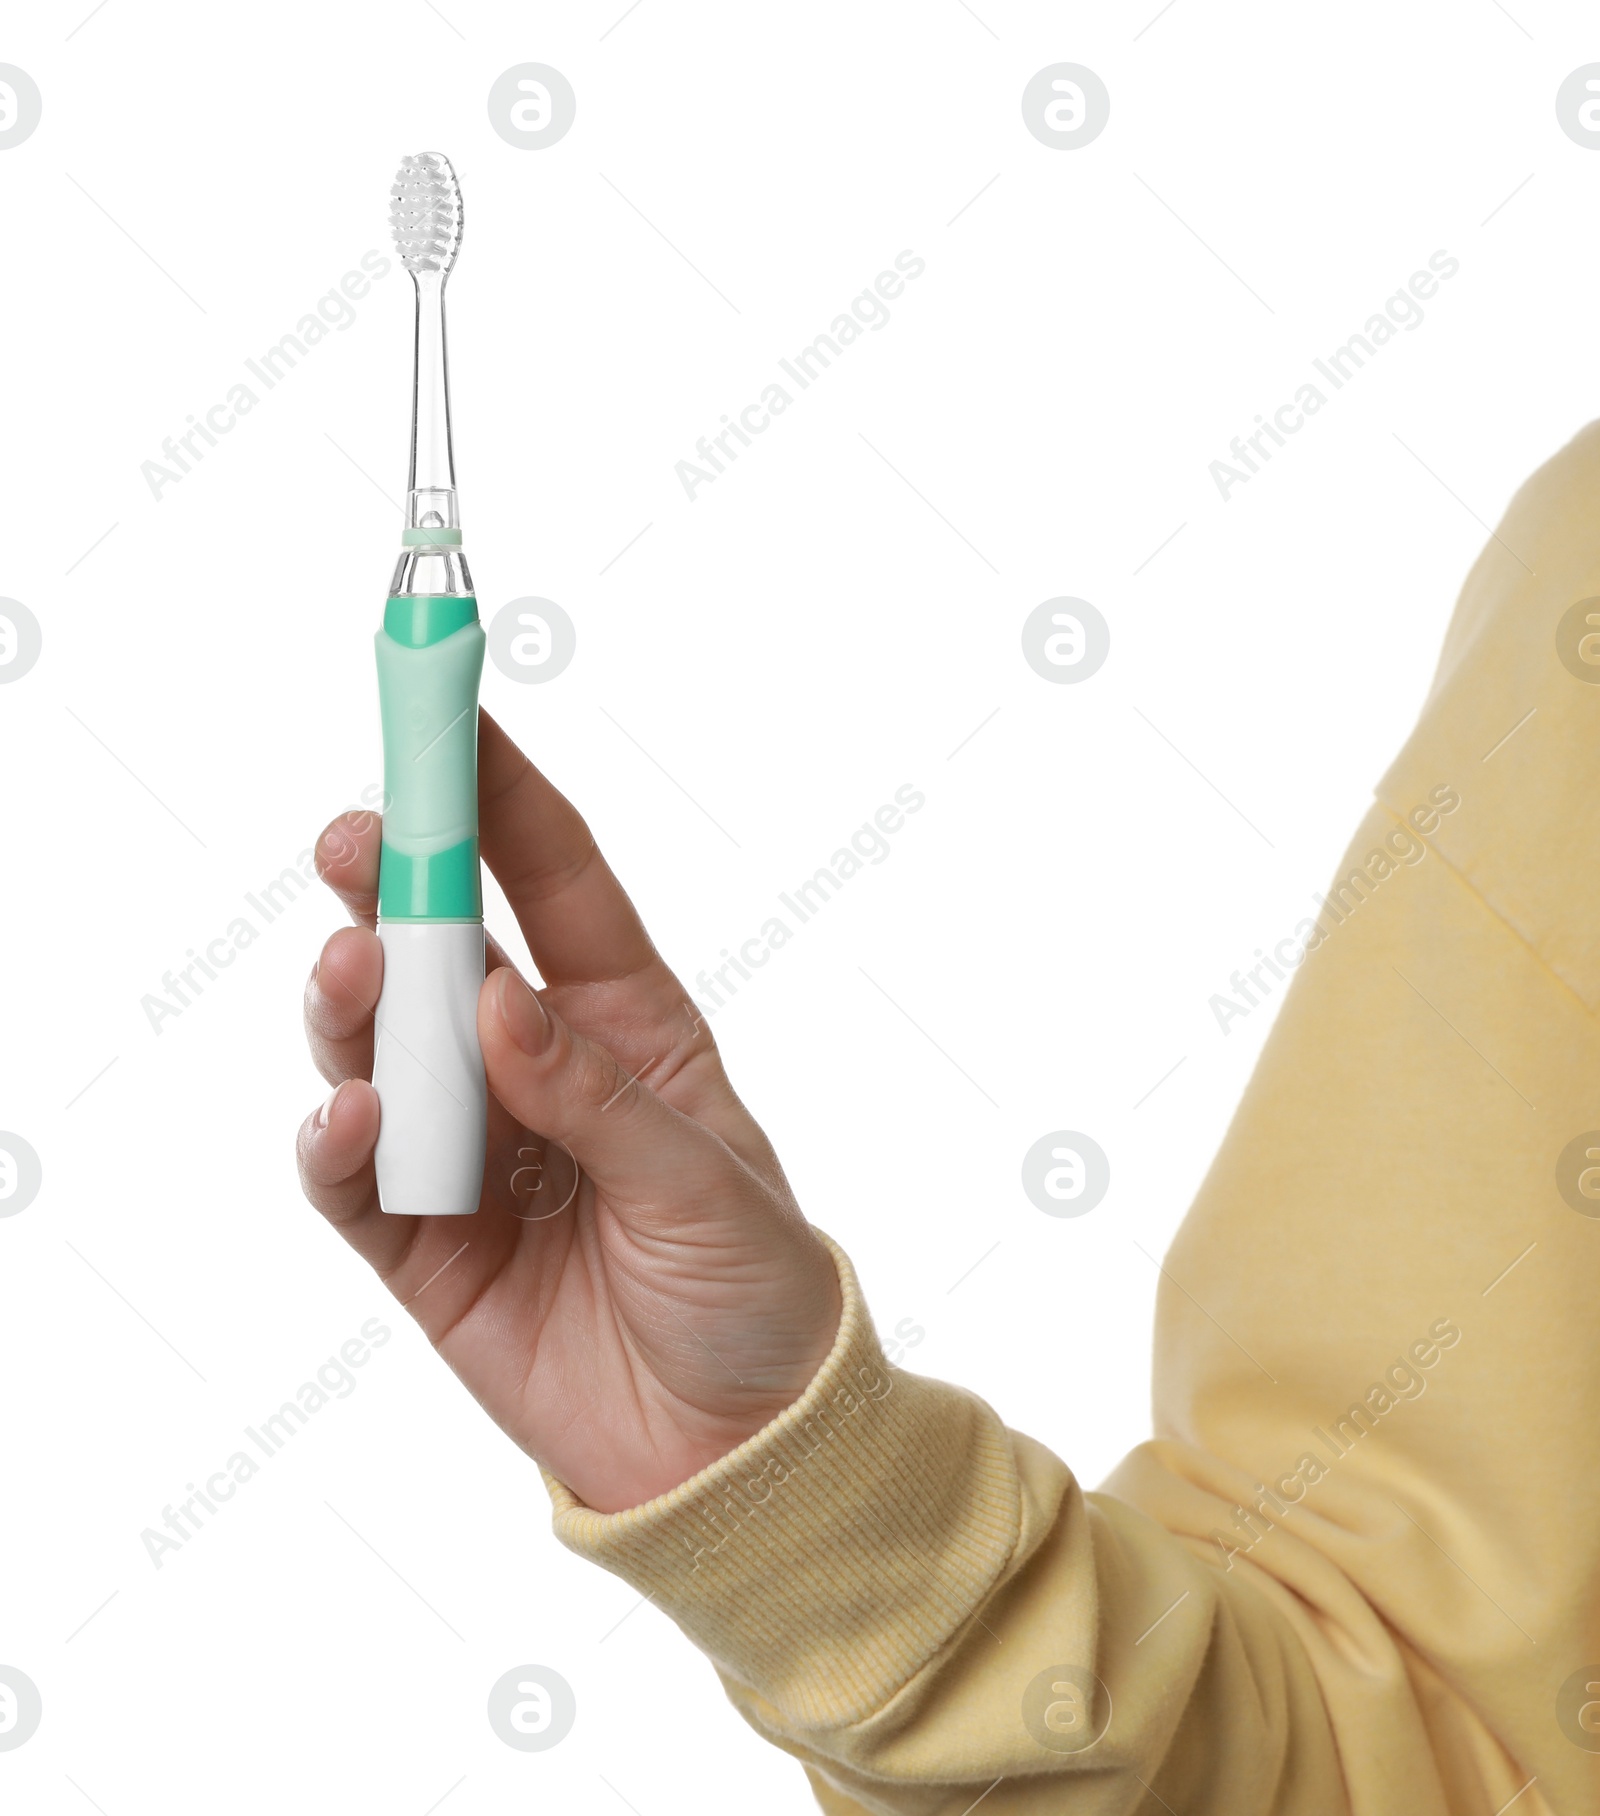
[{"x1": 372, "y1": 151, "x2": 487, "y2": 1216}]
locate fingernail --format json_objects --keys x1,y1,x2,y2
[
  {"x1": 498, "y1": 970, "x2": 551, "y2": 1055},
  {"x1": 316, "y1": 1082, "x2": 342, "y2": 1130}
]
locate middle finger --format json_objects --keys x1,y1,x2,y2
[{"x1": 304, "y1": 926, "x2": 383, "y2": 1085}]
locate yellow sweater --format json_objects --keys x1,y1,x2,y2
[{"x1": 550, "y1": 424, "x2": 1600, "y2": 1813}]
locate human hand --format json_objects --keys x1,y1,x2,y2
[{"x1": 296, "y1": 713, "x2": 842, "y2": 1513}]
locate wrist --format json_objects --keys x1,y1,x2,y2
[
  {"x1": 545, "y1": 1231, "x2": 1020, "y2": 1731},
  {"x1": 566, "y1": 1226, "x2": 844, "y2": 1514}
]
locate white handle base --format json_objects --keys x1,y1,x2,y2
[{"x1": 373, "y1": 922, "x2": 487, "y2": 1217}]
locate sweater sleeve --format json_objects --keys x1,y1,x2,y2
[
  {"x1": 554, "y1": 419, "x2": 1600, "y2": 1814},
  {"x1": 548, "y1": 1232, "x2": 1348, "y2": 1815}
]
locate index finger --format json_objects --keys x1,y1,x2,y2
[{"x1": 477, "y1": 710, "x2": 680, "y2": 998}]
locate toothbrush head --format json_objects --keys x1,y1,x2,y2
[{"x1": 390, "y1": 152, "x2": 463, "y2": 279}]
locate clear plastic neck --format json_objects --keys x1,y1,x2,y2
[
  {"x1": 394, "y1": 267, "x2": 470, "y2": 596},
  {"x1": 409, "y1": 269, "x2": 455, "y2": 499}
]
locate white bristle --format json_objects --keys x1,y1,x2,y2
[{"x1": 390, "y1": 151, "x2": 463, "y2": 276}]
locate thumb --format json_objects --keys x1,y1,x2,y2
[{"x1": 478, "y1": 966, "x2": 732, "y2": 1210}]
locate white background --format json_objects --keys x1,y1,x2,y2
[{"x1": 2, "y1": 1, "x2": 1597, "y2": 1809}]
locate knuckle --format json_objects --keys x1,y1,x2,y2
[{"x1": 574, "y1": 1041, "x2": 632, "y2": 1117}]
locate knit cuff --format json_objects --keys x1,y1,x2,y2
[{"x1": 546, "y1": 1232, "x2": 1023, "y2": 1729}]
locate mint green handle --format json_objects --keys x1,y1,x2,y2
[{"x1": 376, "y1": 594, "x2": 485, "y2": 922}]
